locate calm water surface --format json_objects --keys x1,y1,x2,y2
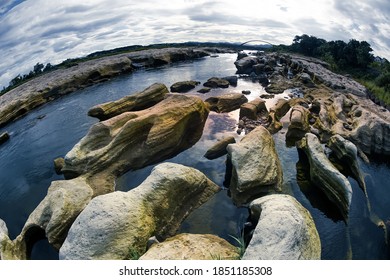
[{"x1": 0, "y1": 54, "x2": 389, "y2": 259}]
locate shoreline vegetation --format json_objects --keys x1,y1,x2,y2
[{"x1": 1, "y1": 35, "x2": 389, "y2": 107}]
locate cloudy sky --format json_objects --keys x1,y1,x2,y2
[{"x1": 0, "y1": 0, "x2": 389, "y2": 88}]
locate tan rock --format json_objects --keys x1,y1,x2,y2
[{"x1": 205, "y1": 93, "x2": 248, "y2": 113}]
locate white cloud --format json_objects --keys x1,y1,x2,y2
[{"x1": 0, "y1": 0, "x2": 389, "y2": 88}]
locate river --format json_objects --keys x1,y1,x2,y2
[{"x1": 0, "y1": 53, "x2": 389, "y2": 259}]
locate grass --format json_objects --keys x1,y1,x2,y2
[{"x1": 229, "y1": 232, "x2": 246, "y2": 259}]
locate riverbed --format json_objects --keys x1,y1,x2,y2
[{"x1": 0, "y1": 53, "x2": 389, "y2": 259}]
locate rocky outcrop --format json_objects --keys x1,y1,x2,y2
[
  {"x1": 204, "y1": 136, "x2": 236, "y2": 160},
  {"x1": 226, "y1": 125, "x2": 283, "y2": 206},
  {"x1": 140, "y1": 233, "x2": 239, "y2": 260},
  {"x1": 205, "y1": 93, "x2": 248, "y2": 113},
  {"x1": 88, "y1": 83, "x2": 169, "y2": 120},
  {"x1": 62, "y1": 93, "x2": 209, "y2": 195},
  {"x1": 297, "y1": 133, "x2": 352, "y2": 221},
  {"x1": 0, "y1": 177, "x2": 93, "y2": 259},
  {"x1": 0, "y1": 132, "x2": 10, "y2": 145},
  {"x1": 286, "y1": 105, "x2": 310, "y2": 141},
  {"x1": 234, "y1": 56, "x2": 259, "y2": 74},
  {"x1": 170, "y1": 80, "x2": 200, "y2": 93},
  {"x1": 242, "y1": 195, "x2": 321, "y2": 260},
  {"x1": 59, "y1": 163, "x2": 220, "y2": 260},
  {"x1": 203, "y1": 77, "x2": 230, "y2": 88},
  {"x1": 0, "y1": 47, "x2": 215, "y2": 128}
]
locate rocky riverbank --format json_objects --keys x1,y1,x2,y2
[{"x1": 1, "y1": 49, "x2": 389, "y2": 260}]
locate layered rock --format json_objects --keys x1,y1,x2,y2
[
  {"x1": 296, "y1": 133, "x2": 352, "y2": 221},
  {"x1": 267, "y1": 98, "x2": 291, "y2": 134},
  {"x1": 140, "y1": 233, "x2": 239, "y2": 260},
  {"x1": 205, "y1": 93, "x2": 248, "y2": 113},
  {"x1": 0, "y1": 177, "x2": 93, "y2": 259},
  {"x1": 204, "y1": 136, "x2": 236, "y2": 160},
  {"x1": 88, "y1": 83, "x2": 169, "y2": 120},
  {"x1": 170, "y1": 80, "x2": 200, "y2": 93},
  {"x1": 242, "y1": 195, "x2": 321, "y2": 260},
  {"x1": 62, "y1": 93, "x2": 209, "y2": 195},
  {"x1": 59, "y1": 163, "x2": 220, "y2": 260},
  {"x1": 226, "y1": 125, "x2": 283, "y2": 206}
]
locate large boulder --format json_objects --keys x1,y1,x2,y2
[
  {"x1": 62, "y1": 93, "x2": 209, "y2": 195},
  {"x1": 140, "y1": 233, "x2": 239, "y2": 260},
  {"x1": 0, "y1": 177, "x2": 93, "y2": 259},
  {"x1": 59, "y1": 163, "x2": 220, "y2": 260},
  {"x1": 234, "y1": 56, "x2": 259, "y2": 74},
  {"x1": 226, "y1": 125, "x2": 283, "y2": 206},
  {"x1": 170, "y1": 80, "x2": 200, "y2": 93},
  {"x1": 242, "y1": 194, "x2": 321, "y2": 260},
  {"x1": 296, "y1": 133, "x2": 352, "y2": 221},
  {"x1": 88, "y1": 83, "x2": 169, "y2": 120},
  {"x1": 205, "y1": 93, "x2": 248, "y2": 113}
]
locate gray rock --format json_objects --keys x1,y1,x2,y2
[
  {"x1": 226, "y1": 125, "x2": 283, "y2": 206},
  {"x1": 203, "y1": 77, "x2": 230, "y2": 88},
  {"x1": 296, "y1": 133, "x2": 352, "y2": 221},
  {"x1": 223, "y1": 76, "x2": 238, "y2": 87},
  {"x1": 88, "y1": 83, "x2": 168, "y2": 120},
  {"x1": 205, "y1": 93, "x2": 248, "y2": 113},
  {"x1": 234, "y1": 56, "x2": 258, "y2": 74},
  {"x1": 59, "y1": 163, "x2": 220, "y2": 260},
  {"x1": 204, "y1": 136, "x2": 236, "y2": 159},
  {"x1": 197, "y1": 87, "x2": 211, "y2": 94},
  {"x1": 140, "y1": 233, "x2": 239, "y2": 260},
  {"x1": 242, "y1": 194, "x2": 321, "y2": 260}
]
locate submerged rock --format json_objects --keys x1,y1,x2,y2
[
  {"x1": 204, "y1": 136, "x2": 236, "y2": 160},
  {"x1": 296, "y1": 133, "x2": 352, "y2": 221},
  {"x1": 242, "y1": 194, "x2": 321, "y2": 260},
  {"x1": 205, "y1": 93, "x2": 248, "y2": 113},
  {"x1": 59, "y1": 163, "x2": 220, "y2": 260},
  {"x1": 140, "y1": 233, "x2": 239, "y2": 260},
  {"x1": 226, "y1": 125, "x2": 283, "y2": 206},
  {"x1": 88, "y1": 83, "x2": 169, "y2": 120},
  {"x1": 170, "y1": 80, "x2": 200, "y2": 93},
  {"x1": 63, "y1": 93, "x2": 209, "y2": 195}
]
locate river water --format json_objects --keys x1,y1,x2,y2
[{"x1": 0, "y1": 53, "x2": 389, "y2": 260}]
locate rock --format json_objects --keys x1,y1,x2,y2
[
  {"x1": 140, "y1": 233, "x2": 239, "y2": 260},
  {"x1": 205, "y1": 93, "x2": 248, "y2": 113},
  {"x1": 234, "y1": 56, "x2": 258, "y2": 74},
  {"x1": 296, "y1": 133, "x2": 352, "y2": 221},
  {"x1": 260, "y1": 94, "x2": 275, "y2": 99},
  {"x1": 0, "y1": 132, "x2": 10, "y2": 145},
  {"x1": 327, "y1": 135, "x2": 366, "y2": 193},
  {"x1": 0, "y1": 177, "x2": 93, "y2": 259},
  {"x1": 242, "y1": 194, "x2": 321, "y2": 260},
  {"x1": 170, "y1": 80, "x2": 200, "y2": 93},
  {"x1": 286, "y1": 105, "x2": 310, "y2": 141},
  {"x1": 88, "y1": 83, "x2": 169, "y2": 120},
  {"x1": 59, "y1": 163, "x2": 220, "y2": 260},
  {"x1": 226, "y1": 125, "x2": 283, "y2": 206},
  {"x1": 223, "y1": 76, "x2": 238, "y2": 87},
  {"x1": 204, "y1": 136, "x2": 236, "y2": 160},
  {"x1": 197, "y1": 87, "x2": 211, "y2": 94},
  {"x1": 0, "y1": 219, "x2": 13, "y2": 260},
  {"x1": 237, "y1": 51, "x2": 248, "y2": 60},
  {"x1": 203, "y1": 77, "x2": 230, "y2": 88},
  {"x1": 239, "y1": 98, "x2": 267, "y2": 121},
  {"x1": 63, "y1": 93, "x2": 209, "y2": 195},
  {"x1": 53, "y1": 157, "x2": 65, "y2": 175},
  {"x1": 299, "y1": 72, "x2": 315, "y2": 87},
  {"x1": 242, "y1": 90, "x2": 251, "y2": 95}
]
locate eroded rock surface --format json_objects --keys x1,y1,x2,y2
[
  {"x1": 140, "y1": 233, "x2": 239, "y2": 260},
  {"x1": 243, "y1": 194, "x2": 321, "y2": 260},
  {"x1": 59, "y1": 163, "x2": 220, "y2": 260}
]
